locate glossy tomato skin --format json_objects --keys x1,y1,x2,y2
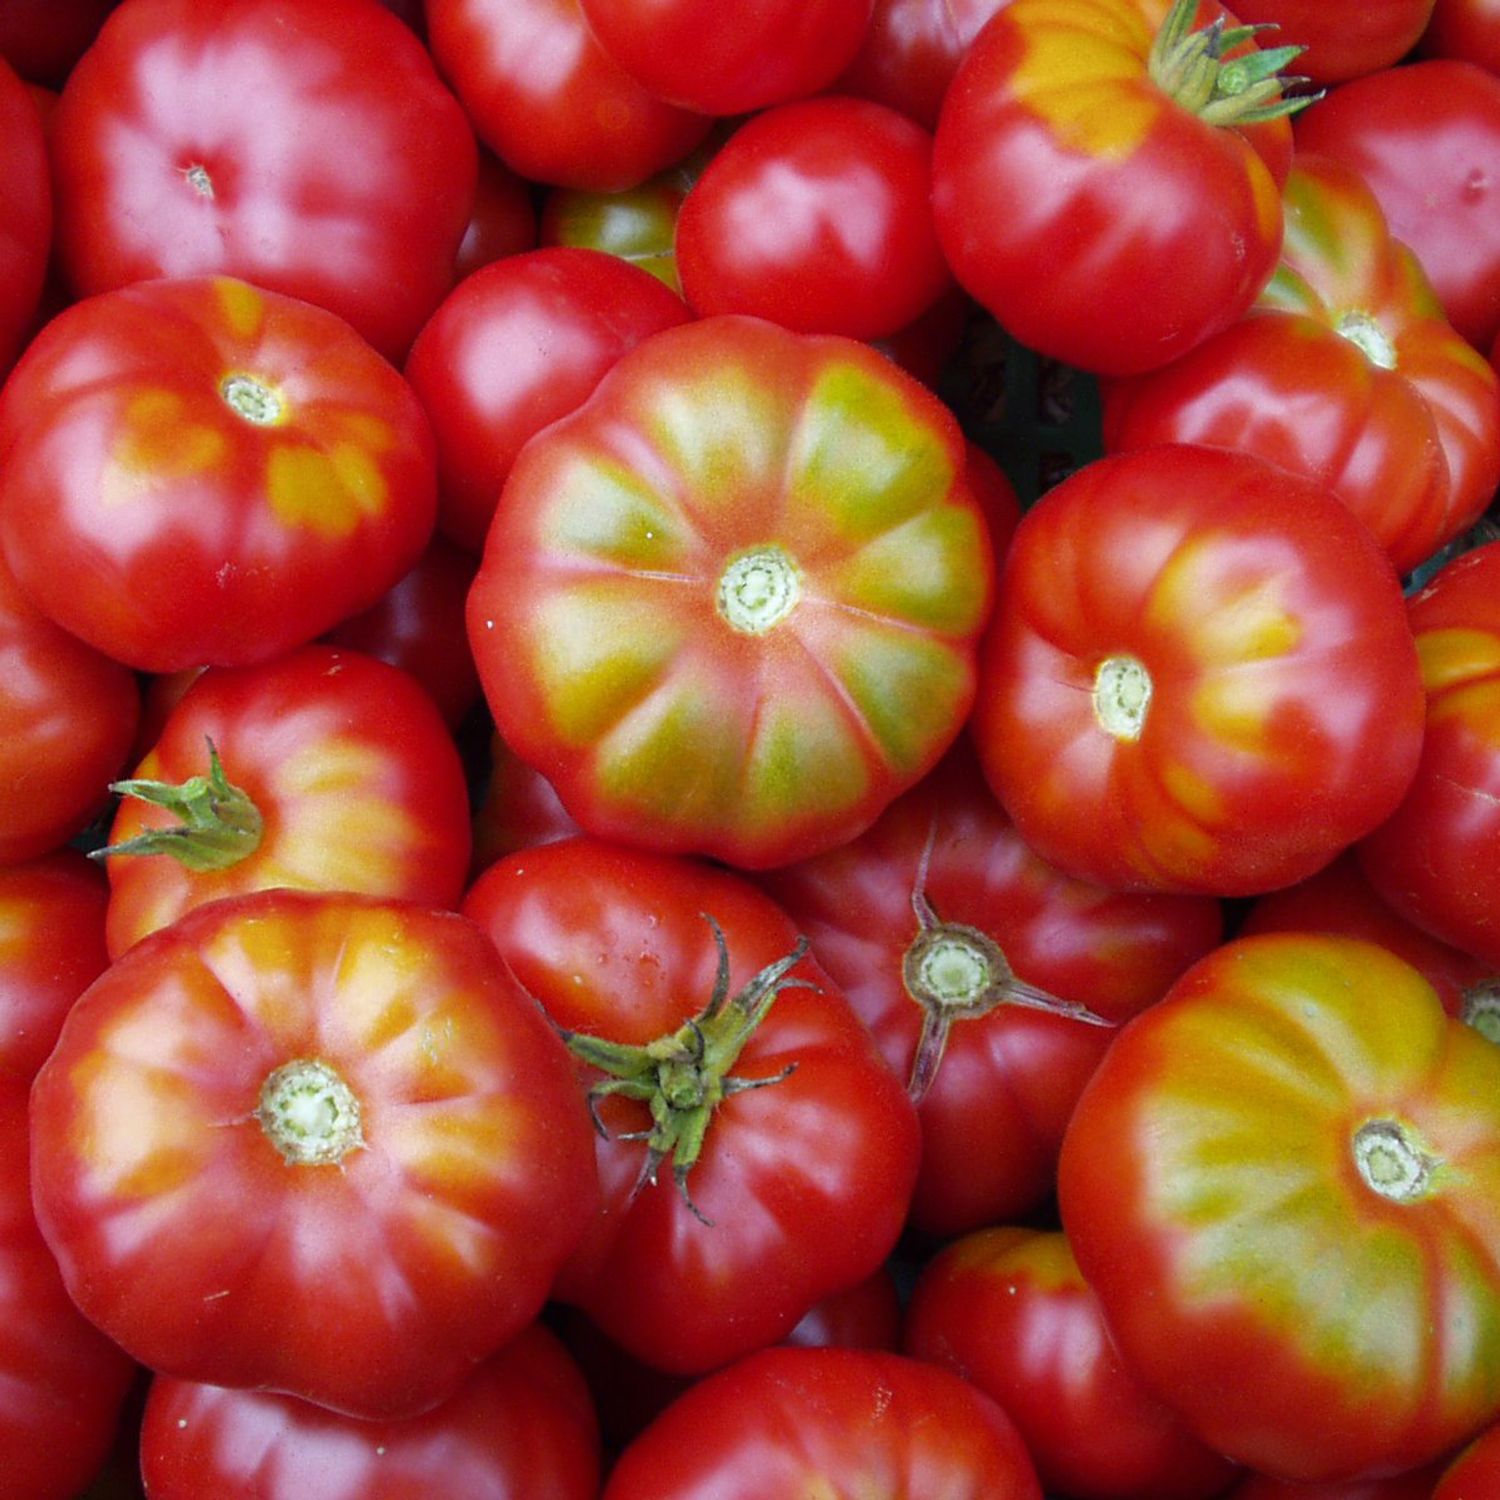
[
  {"x1": 1059, "y1": 933, "x2": 1500, "y2": 1481},
  {"x1": 0, "y1": 0, "x2": 116, "y2": 86},
  {"x1": 976, "y1": 445, "x2": 1425, "y2": 896},
  {"x1": 764, "y1": 745, "x2": 1222, "y2": 1235},
  {"x1": 30, "y1": 890, "x2": 598, "y2": 1420},
  {"x1": 676, "y1": 96, "x2": 952, "y2": 340},
  {"x1": 602, "y1": 1347, "x2": 1043, "y2": 1499},
  {"x1": 470, "y1": 732, "x2": 580, "y2": 873},
  {"x1": 453, "y1": 152, "x2": 538, "y2": 282},
  {"x1": 426, "y1": 0, "x2": 710, "y2": 193},
  {"x1": 905, "y1": 1227, "x2": 1241, "y2": 1500},
  {"x1": 102, "y1": 647, "x2": 473, "y2": 957},
  {"x1": 462, "y1": 838, "x2": 921, "y2": 1376},
  {"x1": 139, "y1": 1323, "x2": 600, "y2": 1500},
  {"x1": 1228, "y1": 0, "x2": 1436, "y2": 83},
  {"x1": 1104, "y1": 154, "x2": 1500, "y2": 575},
  {"x1": 0, "y1": 276, "x2": 437, "y2": 673},
  {"x1": 1424, "y1": 0, "x2": 1500, "y2": 74},
  {"x1": 1297, "y1": 61, "x2": 1500, "y2": 350},
  {"x1": 406, "y1": 247, "x2": 689, "y2": 553},
  {"x1": 933, "y1": 0, "x2": 1293, "y2": 376},
  {"x1": 0, "y1": 56, "x2": 49, "y2": 377},
  {"x1": 51, "y1": 0, "x2": 476, "y2": 362},
  {"x1": 469, "y1": 315, "x2": 993, "y2": 870}
]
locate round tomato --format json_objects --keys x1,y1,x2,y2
[
  {"x1": 453, "y1": 152, "x2": 538, "y2": 282},
  {"x1": 1423, "y1": 0, "x2": 1500, "y2": 74},
  {"x1": 30, "y1": 890, "x2": 598, "y2": 1419},
  {"x1": 470, "y1": 733, "x2": 580, "y2": 873},
  {"x1": 0, "y1": 55, "x2": 48, "y2": 377},
  {"x1": 1228, "y1": 0, "x2": 1436, "y2": 83}
]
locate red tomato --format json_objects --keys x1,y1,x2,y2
[
  {"x1": 30, "y1": 890, "x2": 598, "y2": 1419},
  {"x1": 139, "y1": 1324, "x2": 600, "y2": 1500},
  {"x1": 975, "y1": 445, "x2": 1425, "y2": 895},
  {"x1": 763, "y1": 745, "x2": 1222, "y2": 1234},
  {"x1": 0, "y1": 0, "x2": 116, "y2": 86},
  {"x1": 602, "y1": 1347, "x2": 1043, "y2": 1499},
  {"x1": 100, "y1": 646, "x2": 474, "y2": 957},
  {"x1": 933, "y1": 0, "x2": 1297, "y2": 375},
  {"x1": 1231, "y1": 1469, "x2": 1446, "y2": 1499},
  {"x1": 1228, "y1": 0, "x2": 1436, "y2": 82},
  {"x1": 1059, "y1": 933, "x2": 1500, "y2": 1480},
  {"x1": 462, "y1": 838, "x2": 921, "y2": 1375},
  {"x1": 470, "y1": 732, "x2": 581, "y2": 873},
  {"x1": 1424, "y1": 0, "x2": 1500, "y2": 74},
  {"x1": 405, "y1": 247, "x2": 689, "y2": 553},
  {"x1": 1437, "y1": 1419, "x2": 1500, "y2": 1499},
  {"x1": 0, "y1": 55, "x2": 49, "y2": 376},
  {"x1": 0, "y1": 276, "x2": 438, "y2": 673},
  {"x1": 578, "y1": 0, "x2": 875, "y2": 116},
  {"x1": 453, "y1": 152, "x2": 538, "y2": 283},
  {"x1": 905, "y1": 1226, "x2": 1241, "y2": 1500},
  {"x1": 676, "y1": 96, "x2": 952, "y2": 340},
  {"x1": 426, "y1": 0, "x2": 710, "y2": 193},
  {"x1": 0, "y1": 553, "x2": 139, "y2": 867},
  {"x1": 468, "y1": 315, "x2": 994, "y2": 869},
  {"x1": 1296, "y1": 61, "x2": 1500, "y2": 350}
]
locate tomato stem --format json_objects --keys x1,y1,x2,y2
[
  {"x1": 1462, "y1": 981, "x2": 1500, "y2": 1045},
  {"x1": 1351, "y1": 1118, "x2": 1435, "y2": 1203},
  {"x1": 256, "y1": 1057, "x2": 365, "y2": 1167}
]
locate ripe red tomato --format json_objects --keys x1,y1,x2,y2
[
  {"x1": 975, "y1": 445, "x2": 1425, "y2": 895},
  {"x1": 1424, "y1": 0, "x2": 1500, "y2": 74},
  {"x1": 30, "y1": 890, "x2": 598, "y2": 1419},
  {"x1": 1228, "y1": 0, "x2": 1437, "y2": 82},
  {"x1": 1436, "y1": 1419, "x2": 1500, "y2": 1499},
  {"x1": 470, "y1": 733, "x2": 580, "y2": 872},
  {"x1": 0, "y1": 276, "x2": 438, "y2": 673},
  {"x1": 453, "y1": 152, "x2": 538, "y2": 282},
  {"x1": 0, "y1": 55, "x2": 48, "y2": 377},
  {"x1": 0, "y1": 0, "x2": 116, "y2": 86},
  {"x1": 1229, "y1": 1469, "x2": 1446, "y2": 1499}
]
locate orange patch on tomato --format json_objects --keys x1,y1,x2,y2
[
  {"x1": 213, "y1": 278, "x2": 266, "y2": 340},
  {"x1": 267, "y1": 442, "x2": 388, "y2": 535},
  {"x1": 110, "y1": 389, "x2": 227, "y2": 498}
]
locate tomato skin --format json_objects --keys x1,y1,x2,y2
[
  {"x1": 1437, "y1": 1419, "x2": 1500, "y2": 1499},
  {"x1": 0, "y1": 276, "x2": 438, "y2": 673},
  {"x1": 1059, "y1": 932, "x2": 1500, "y2": 1481},
  {"x1": 0, "y1": 55, "x2": 48, "y2": 377},
  {"x1": 468, "y1": 315, "x2": 993, "y2": 870},
  {"x1": 905, "y1": 1226, "x2": 1241, "y2": 1500},
  {"x1": 1230, "y1": 1469, "x2": 1445, "y2": 1499},
  {"x1": 426, "y1": 0, "x2": 710, "y2": 193},
  {"x1": 30, "y1": 890, "x2": 598, "y2": 1420},
  {"x1": 1228, "y1": 0, "x2": 1436, "y2": 83},
  {"x1": 1104, "y1": 154, "x2": 1500, "y2": 575},
  {"x1": 933, "y1": 0, "x2": 1292, "y2": 376},
  {"x1": 975, "y1": 445, "x2": 1425, "y2": 896},
  {"x1": 453, "y1": 152, "x2": 538, "y2": 283},
  {"x1": 405, "y1": 247, "x2": 689, "y2": 553},
  {"x1": 1424, "y1": 0, "x2": 1500, "y2": 74},
  {"x1": 1297, "y1": 61, "x2": 1500, "y2": 351},
  {"x1": 461, "y1": 838, "x2": 921, "y2": 1376},
  {"x1": 470, "y1": 732, "x2": 581, "y2": 873},
  {"x1": 602, "y1": 1347, "x2": 1043, "y2": 1499},
  {"x1": 0, "y1": 0, "x2": 116, "y2": 87},
  {"x1": 138, "y1": 1323, "x2": 600, "y2": 1500}
]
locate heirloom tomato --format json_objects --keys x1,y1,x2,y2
[
  {"x1": 602, "y1": 1347, "x2": 1043, "y2": 1500},
  {"x1": 51, "y1": 0, "x2": 476, "y2": 361},
  {"x1": 99, "y1": 647, "x2": 473, "y2": 957},
  {"x1": 764, "y1": 745, "x2": 1222, "y2": 1235},
  {"x1": 1104, "y1": 153, "x2": 1500, "y2": 574},
  {"x1": 468, "y1": 315, "x2": 993, "y2": 869},
  {"x1": 1228, "y1": 0, "x2": 1436, "y2": 82},
  {"x1": 0, "y1": 277, "x2": 437, "y2": 673},
  {"x1": 1059, "y1": 933, "x2": 1500, "y2": 1481},
  {"x1": 30, "y1": 890, "x2": 598, "y2": 1420},
  {"x1": 139, "y1": 1324, "x2": 601, "y2": 1500},
  {"x1": 933, "y1": 0, "x2": 1299, "y2": 376},
  {"x1": 0, "y1": 55, "x2": 48, "y2": 378},
  {"x1": 1424, "y1": 0, "x2": 1500, "y2": 74},
  {"x1": 975, "y1": 445, "x2": 1424, "y2": 895},
  {"x1": 461, "y1": 838, "x2": 921, "y2": 1375}
]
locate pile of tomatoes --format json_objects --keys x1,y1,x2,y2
[{"x1": 5, "y1": 0, "x2": 1500, "y2": 1496}]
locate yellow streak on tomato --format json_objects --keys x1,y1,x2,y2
[
  {"x1": 828, "y1": 507, "x2": 987, "y2": 635},
  {"x1": 267, "y1": 441, "x2": 389, "y2": 535},
  {"x1": 107, "y1": 389, "x2": 228, "y2": 502},
  {"x1": 1190, "y1": 673, "x2": 1275, "y2": 753},
  {"x1": 544, "y1": 453, "x2": 692, "y2": 568},
  {"x1": 213, "y1": 278, "x2": 266, "y2": 341},
  {"x1": 330, "y1": 409, "x2": 395, "y2": 453},
  {"x1": 1134, "y1": 801, "x2": 1218, "y2": 873},
  {"x1": 0, "y1": 895, "x2": 35, "y2": 964},
  {"x1": 1010, "y1": 0, "x2": 1159, "y2": 162},
  {"x1": 1416, "y1": 627, "x2": 1500, "y2": 694},
  {"x1": 1194, "y1": 582, "x2": 1302, "y2": 667},
  {"x1": 736, "y1": 691, "x2": 870, "y2": 830},
  {"x1": 1427, "y1": 677, "x2": 1500, "y2": 750},
  {"x1": 199, "y1": 913, "x2": 310, "y2": 1040},
  {"x1": 1248, "y1": 153, "x2": 1282, "y2": 248},
  {"x1": 1160, "y1": 759, "x2": 1224, "y2": 824},
  {"x1": 946, "y1": 1225, "x2": 1038, "y2": 1273}
]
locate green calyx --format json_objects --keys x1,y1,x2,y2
[
  {"x1": 93, "y1": 739, "x2": 264, "y2": 872},
  {"x1": 559, "y1": 916, "x2": 812, "y2": 1225},
  {"x1": 1149, "y1": 0, "x2": 1320, "y2": 127}
]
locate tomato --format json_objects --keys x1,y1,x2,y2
[
  {"x1": 426, "y1": 0, "x2": 710, "y2": 193},
  {"x1": 0, "y1": 276, "x2": 438, "y2": 673},
  {"x1": 1230, "y1": 1469, "x2": 1447, "y2": 1499},
  {"x1": 0, "y1": 0, "x2": 116, "y2": 86},
  {"x1": 470, "y1": 732, "x2": 580, "y2": 873},
  {"x1": 602, "y1": 1347, "x2": 1043, "y2": 1499},
  {"x1": 1059, "y1": 932, "x2": 1500, "y2": 1480},
  {"x1": 763, "y1": 744, "x2": 1222, "y2": 1234},
  {"x1": 0, "y1": 55, "x2": 49, "y2": 377},
  {"x1": 453, "y1": 151, "x2": 538, "y2": 282},
  {"x1": 1437, "y1": 1419, "x2": 1500, "y2": 1498},
  {"x1": 405, "y1": 247, "x2": 689, "y2": 554},
  {"x1": 99, "y1": 646, "x2": 473, "y2": 958},
  {"x1": 974, "y1": 445, "x2": 1425, "y2": 896},
  {"x1": 1360, "y1": 541, "x2": 1500, "y2": 969},
  {"x1": 468, "y1": 315, "x2": 993, "y2": 869},
  {"x1": 0, "y1": 1074, "x2": 136, "y2": 1500},
  {"x1": 30, "y1": 889, "x2": 598, "y2": 1419},
  {"x1": 905, "y1": 1226, "x2": 1241, "y2": 1500},
  {"x1": 933, "y1": 0, "x2": 1298, "y2": 376},
  {"x1": 461, "y1": 838, "x2": 921, "y2": 1375},
  {"x1": 784, "y1": 1266, "x2": 903, "y2": 1352},
  {"x1": 0, "y1": 553, "x2": 139, "y2": 867},
  {"x1": 1228, "y1": 0, "x2": 1436, "y2": 83},
  {"x1": 1423, "y1": 0, "x2": 1500, "y2": 74},
  {"x1": 1296, "y1": 61, "x2": 1500, "y2": 351},
  {"x1": 578, "y1": 0, "x2": 875, "y2": 116},
  {"x1": 1104, "y1": 153, "x2": 1500, "y2": 575},
  {"x1": 676, "y1": 96, "x2": 952, "y2": 340},
  {"x1": 139, "y1": 1323, "x2": 600, "y2": 1500}
]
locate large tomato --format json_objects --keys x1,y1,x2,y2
[
  {"x1": 0, "y1": 276, "x2": 437, "y2": 673},
  {"x1": 0, "y1": 55, "x2": 48, "y2": 377},
  {"x1": 50, "y1": 0, "x2": 476, "y2": 361},
  {"x1": 29, "y1": 890, "x2": 598, "y2": 1420},
  {"x1": 975, "y1": 445, "x2": 1425, "y2": 895},
  {"x1": 468, "y1": 315, "x2": 993, "y2": 869},
  {"x1": 1059, "y1": 932, "x2": 1500, "y2": 1481}
]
